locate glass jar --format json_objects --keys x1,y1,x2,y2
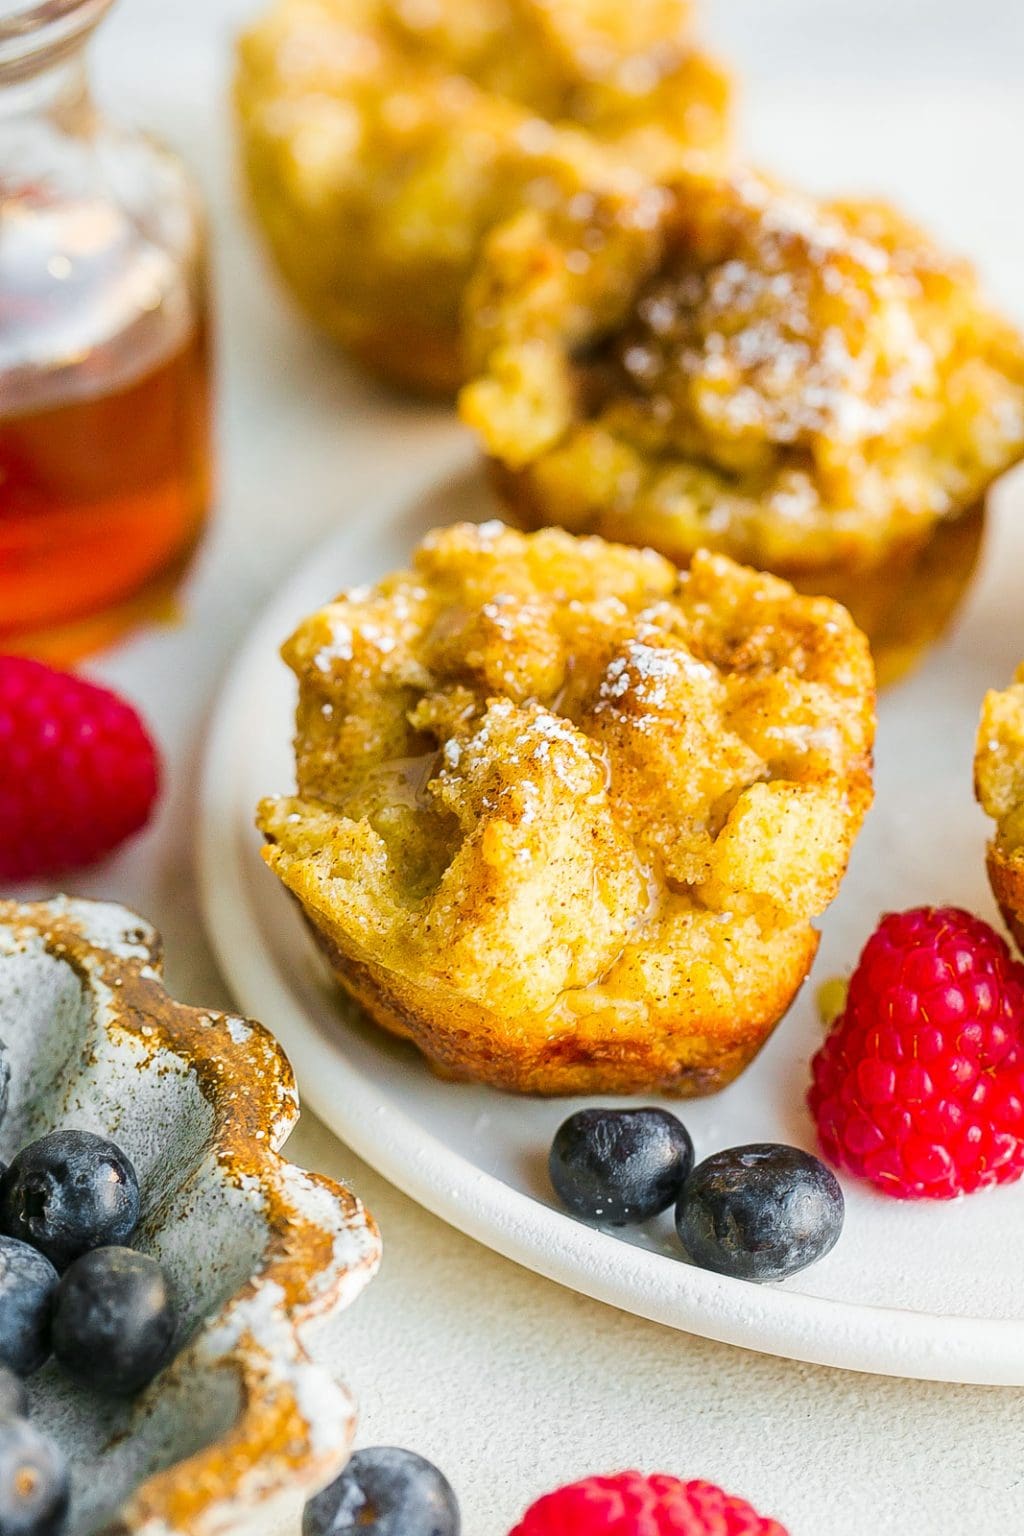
[{"x1": 0, "y1": 0, "x2": 212, "y2": 661}]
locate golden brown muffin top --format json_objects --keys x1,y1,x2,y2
[
  {"x1": 236, "y1": 0, "x2": 730, "y2": 391},
  {"x1": 235, "y1": 0, "x2": 729, "y2": 237},
  {"x1": 977, "y1": 665, "x2": 1024, "y2": 861},
  {"x1": 258, "y1": 524, "x2": 874, "y2": 1020},
  {"x1": 461, "y1": 170, "x2": 1024, "y2": 573},
  {"x1": 238, "y1": 0, "x2": 714, "y2": 129}
]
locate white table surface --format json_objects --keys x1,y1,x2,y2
[{"x1": 30, "y1": 1, "x2": 1024, "y2": 1530}]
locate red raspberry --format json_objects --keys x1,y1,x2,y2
[
  {"x1": 0, "y1": 656, "x2": 160, "y2": 880},
  {"x1": 809, "y1": 906, "x2": 1024, "y2": 1199},
  {"x1": 509, "y1": 1471, "x2": 788, "y2": 1536}
]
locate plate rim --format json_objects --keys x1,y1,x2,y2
[{"x1": 197, "y1": 461, "x2": 1024, "y2": 1385}]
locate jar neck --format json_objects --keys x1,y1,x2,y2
[
  {"x1": 0, "y1": 0, "x2": 113, "y2": 98},
  {"x1": 0, "y1": 50, "x2": 92, "y2": 128}
]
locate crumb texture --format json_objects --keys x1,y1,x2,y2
[
  {"x1": 259, "y1": 523, "x2": 874, "y2": 1094},
  {"x1": 977, "y1": 664, "x2": 1024, "y2": 953},
  {"x1": 235, "y1": 0, "x2": 730, "y2": 392},
  {"x1": 461, "y1": 169, "x2": 1024, "y2": 572}
]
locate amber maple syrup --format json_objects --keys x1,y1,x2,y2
[
  {"x1": 0, "y1": 43, "x2": 213, "y2": 663},
  {"x1": 0, "y1": 327, "x2": 211, "y2": 660}
]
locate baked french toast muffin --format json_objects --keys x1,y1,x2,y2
[
  {"x1": 460, "y1": 169, "x2": 1024, "y2": 680},
  {"x1": 976, "y1": 666, "x2": 1024, "y2": 955},
  {"x1": 235, "y1": 0, "x2": 731, "y2": 394},
  {"x1": 257, "y1": 523, "x2": 875, "y2": 1095}
]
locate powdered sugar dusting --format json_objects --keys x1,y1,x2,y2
[
  {"x1": 617, "y1": 172, "x2": 943, "y2": 452},
  {"x1": 597, "y1": 637, "x2": 713, "y2": 714}
]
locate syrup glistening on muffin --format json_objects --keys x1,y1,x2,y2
[{"x1": 258, "y1": 521, "x2": 874, "y2": 1096}]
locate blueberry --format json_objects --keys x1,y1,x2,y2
[
  {"x1": 0, "y1": 1131, "x2": 140, "y2": 1269},
  {"x1": 52, "y1": 1247, "x2": 174, "y2": 1397},
  {"x1": 675, "y1": 1143, "x2": 844, "y2": 1283},
  {"x1": 303, "y1": 1447, "x2": 460, "y2": 1536},
  {"x1": 0, "y1": 1418, "x2": 69, "y2": 1536},
  {"x1": 0, "y1": 1239, "x2": 57, "y2": 1378},
  {"x1": 0, "y1": 1370, "x2": 27, "y2": 1422},
  {"x1": 549, "y1": 1107, "x2": 694, "y2": 1224}
]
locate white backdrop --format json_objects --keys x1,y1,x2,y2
[{"x1": 37, "y1": 2, "x2": 1024, "y2": 1530}]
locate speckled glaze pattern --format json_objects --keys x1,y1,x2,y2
[{"x1": 0, "y1": 897, "x2": 381, "y2": 1536}]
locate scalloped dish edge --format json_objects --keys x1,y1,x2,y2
[{"x1": 0, "y1": 896, "x2": 382, "y2": 1536}]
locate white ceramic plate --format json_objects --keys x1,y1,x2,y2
[{"x1": 199, "y1": 454, "x2": 1024, "y2": 1383}]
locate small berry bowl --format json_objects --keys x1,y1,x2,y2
[{"x1": 0, "y1": 896, "x2": 381, "y2": 1536}]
